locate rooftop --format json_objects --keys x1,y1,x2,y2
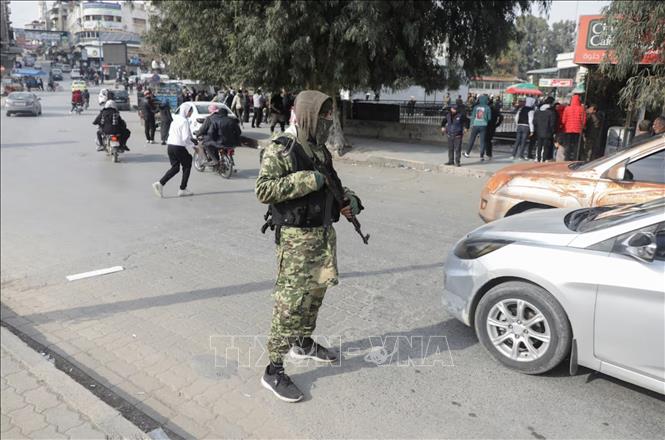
[{"x1": 526, "y1": 67, "x2": 558, "y2": 75}]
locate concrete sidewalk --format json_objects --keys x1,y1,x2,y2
[
  {"x1": 340, "y1": 135, "x2": 518, "y2": 178},
  {"x1": 1, "y1": 327, "x2": 147, "y2": 440}
]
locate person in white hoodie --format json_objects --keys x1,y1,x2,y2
[
  {"x1": 152, "y1": 105, "x2": 195, "y2": 197},
  {"x1": 511, "y1": 97, "x2": 535, "y2": 160}
]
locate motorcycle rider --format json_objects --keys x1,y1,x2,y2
[
  {"x1": 202, "y1": 106, "x2": 241, "y2": 166},
  {"x1": 71, "y1": 89, "x2": 83, "y2": 113},
  {"x1": 93, "y1": 100, "x2": 131, "y2": 152}
]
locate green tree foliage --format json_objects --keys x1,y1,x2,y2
[
  {"x1": 147, "y1": 0, "x2": 548, "y2": 94},
  {"x1": 489, "y1": 15, "x2": 575, "y2": 78},
  {"x1": 600, "y1": 0, "x2": 665, "y2": 112}
]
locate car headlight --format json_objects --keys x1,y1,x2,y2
[{"x1": 453, "y1": 238, "x2": 513, "y2": 259}]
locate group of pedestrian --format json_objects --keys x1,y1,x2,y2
[
  {"x1": 441, "y1": 94, "x2": 503, "y2": 166},
  {"x1": 511, "y1": 94, "x2": 604, "y2": 162}
]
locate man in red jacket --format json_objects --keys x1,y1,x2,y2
[{"x1": 561, "y1": 95, "x2": 587, "y2": 161}]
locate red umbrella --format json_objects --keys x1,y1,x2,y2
[{"x1": 505, "y1": 83, "x2": 543, "y2": 96}]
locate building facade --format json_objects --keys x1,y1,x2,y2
[
  {"x1": 46, "y1": 1, "x2": 151, "y2": 63},
  {"x1": 1, "y1": 1, "x2": 21, "y2": 71}
]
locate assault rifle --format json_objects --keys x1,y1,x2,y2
[{"x1": 312, "y1": 153, "x2": 370, "y2": 245}]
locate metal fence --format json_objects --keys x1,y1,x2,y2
[{"x1": 350, "y1": 100, "x2": 518, "y2": 137}]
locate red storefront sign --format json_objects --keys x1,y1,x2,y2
[
  {"x1": 538, "y1": 78, "x2": 574, "y2": 88},
  {"x1": 574, "y1": 15, "x2": 661, "y2": 65}
]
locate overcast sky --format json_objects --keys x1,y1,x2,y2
[{"x1": 8, "y1": 0, "x2": 611, "y2": 29}]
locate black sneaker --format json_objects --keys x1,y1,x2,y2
[
  {"x1": 290, "y1": 338, "x2": 338, "y2": 363},
  {"x1": 444, "y1": 161, "x2": 454, "y2": 166},
  {"x1": 261, "y1": 365, "x2": 303, "y2": 403}
]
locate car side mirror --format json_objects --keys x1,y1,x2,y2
[
  {"x1": 617, "y1": 231, "x2": 656, "y2": 263},
  {"x1": 606, "y1": 159, "x2": 628, "y2": 181}
]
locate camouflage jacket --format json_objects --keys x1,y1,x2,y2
[
  {"x1": 255, "y1": 132, "x2": 324, "y2": 205},
  {"x1": 256, "y1": 131, "x2": 355, "y2": 205}
]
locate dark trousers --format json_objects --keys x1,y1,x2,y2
[
  {"x1": 252, "y1": 107, "x2": 262, "y2": 127},
  {"x1": 160, "y1": 121, "x2": 171, "y2": 143},
  {"x1": 234, "y1": 108, "x2": 244, "y2": 126},
  {"x1": 97, "y1": 128, "x2": 130, "y2": 148},
  {"x1": 160, "y1": 145, "x2": 192, "y2": 190},
  {"x1": 536, "y1": 137, "x2": 553, "y2": 161},
  {"x1": 512, "y1": 125, "x2": 530, "y2": 158},
  {"x1": 486, "y1": 126, "x2": 496, "y2": 157},
  {"x1": 144, "y1": 118, "x2": 156, "y2": 141},
  {"x1": 465, "y1": 125, "x2": 487, "y2": 157},
  {"x1": 270, "y1": 113, "x2": 286, "y2": 133},
  {"x1": 204, "y1": 143, "x2": 220, "y2": 164},
  {"x1": 448, "y1": 135, "x2": 463, "y2": 164},
  {"x1": 564, "y1": 133, "x2": 580, "y2": 161}
]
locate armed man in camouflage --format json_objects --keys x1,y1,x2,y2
[{"x1": 256, "y1": 90, "x2": 363, "y2": 402}]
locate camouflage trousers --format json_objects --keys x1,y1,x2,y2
[
  {"x1": 267, "y1": 226, "x2": 338, "y2": 363},
  {"x1": 267, "y1": 286, "x2": 327, "y2": 363}
]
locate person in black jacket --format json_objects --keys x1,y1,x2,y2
[
  {"x1": 159, "y1": 101, "x2": 173, "y2": 145},
  {"x1": 532, "y1": 96, "x2": 557, "y2": 162},
  {"x1": 441, "y1": 104, "x2": 469, "y2": 166},
  {"x1": 141, "y1": 91, "x2": 157, "y2": 144},
  {"x1": 485, "y1": 98, "x2": 504, "y2": 159},
  {"x1": 93, "y1": 100, "x2": 130, "y2": 151},
  {"x1": 203, "y1": 107, "x2": 241, "y2": 166}
]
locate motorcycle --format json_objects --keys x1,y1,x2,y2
[
  {"x1": 192, "y1": 137, "x2": 235, "y2": 178},
  {"x1": 102, "y1": 133, "x2": 122, "y2": 163},
  {"x1": 73, "y1": 103, "x2": 83, "y2": 115}
]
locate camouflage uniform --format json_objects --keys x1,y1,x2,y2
[{"x1": 256, "y1": 131, "x2": 343, "y2": 363}]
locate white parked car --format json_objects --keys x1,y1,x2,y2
[
  {"x1": 443, "y1": 198, "x2": 665, "y2": 394},
  {"x1": 174, "y1": 101, "x2": 235, "y2": 135},
  {"x1": 70, "y1": 70, "x2": 82, "y2": 79}
]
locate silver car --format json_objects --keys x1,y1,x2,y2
[
  {"x1": 443, "y1": 198, "x2": 665, "y2": 394},
  {"x1": 5, "y1": 92, "x2": 42, "y2": 117}
]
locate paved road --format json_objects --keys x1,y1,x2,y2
[{"x1": 1, "y1": 83, "x2": 663, "y2": 439}]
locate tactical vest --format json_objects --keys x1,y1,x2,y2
[{"x1": 261, "y1": 137, "x2": 340, "y2": 240}]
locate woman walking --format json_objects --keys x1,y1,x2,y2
[{"x1": 152, "y1": 106, "x2": 195, "y2": 198}]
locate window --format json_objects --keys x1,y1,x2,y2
[{"x1": 625, "y1": 149, "x2": 665, "y2": 184}]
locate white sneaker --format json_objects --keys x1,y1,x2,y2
[
  {"x1": 463, "y1": 152, "x2": 470, "y2": 158},
  {"x1": 152, "y1": 182, "x2": 163, "y2": 198},
  {"x1": 177, "y1": 188, "x2": 193, "y2": 197}
]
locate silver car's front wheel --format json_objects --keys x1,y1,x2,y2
[
  {"x1": 475, "y1": 281, "x2": 571, "y2": 375},
  {"x1": 486, "y1": 299, "x2": 551, "y2": 362}
]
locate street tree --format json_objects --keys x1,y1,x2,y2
[
  {"x1": 600, "y1": 0, "x2": 665, "y2": 112},
  {"x1": 488, "y1": 16, "x2": 575, "y2": 78},
  {"x1": 147, "y1": 0, "x2": 549, "y2": 149}
]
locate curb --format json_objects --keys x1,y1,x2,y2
[
  {"x1": 1, "y1": 326, "x2": 148, "y2": 439},
  {"x1": 259, "y1": 139, "x2": 492, "y2": 178},
  {"x1": 338, "y1": 154, "x2": 493, "y2": 178}
]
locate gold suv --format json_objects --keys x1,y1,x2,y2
[{"x1": 479, "y1": 135, "x2": 665, "y2": 222}]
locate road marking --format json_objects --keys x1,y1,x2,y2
[{"x1": 66, "y1": 266, "x2": 124, "y2": 281}]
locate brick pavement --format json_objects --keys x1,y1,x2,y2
[{"x1": 0, "y1": 327, "x2": 146, "y2": 440}]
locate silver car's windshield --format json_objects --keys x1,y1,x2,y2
[
  {"x1": 9, "y1": 93, "x2": 31, "y2": 99},
  {"x1": 565, "y1": 198, "x2": 665, "y2": 233}
]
